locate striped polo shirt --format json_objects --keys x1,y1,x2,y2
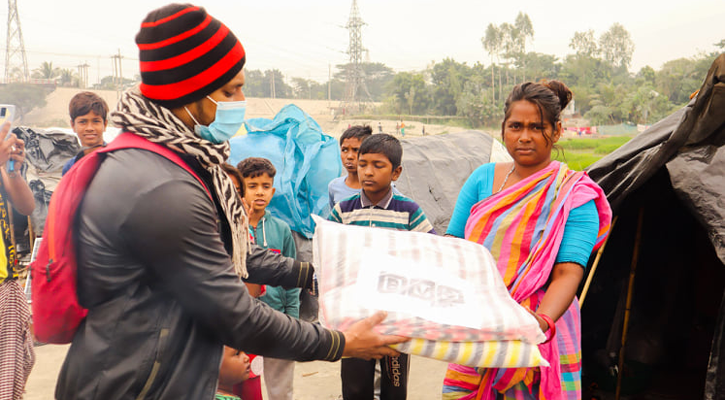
[{"x1": 329, "y1": 188, "x2": 436, "y2": 234}]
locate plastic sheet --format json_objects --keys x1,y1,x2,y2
[
  {"x1": 228, "y1": 105, "x2": 341, "y2": 238},
  {"x1": 13, "y1": 126, "x2": 80, "y2": 236}
]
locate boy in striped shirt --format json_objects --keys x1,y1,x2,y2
[{"x1": 329, "y1": 133, "x2": 435, "y2": 399}]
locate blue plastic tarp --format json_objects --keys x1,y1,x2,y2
[{"x1": 228, "y1": 104, "x2": 341, "y2": 238}]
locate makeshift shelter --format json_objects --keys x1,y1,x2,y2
[
  {"x1": 396, "y1": 130, "x2": 510, "y2": 235},
  {"x1": 12, "y1": 126, "x2": 79, "y2": 249},
  {"x1": 582, "y1": 54, "x2": 725, "y2": 399},
  {"x1": 229, "y1": 104, "x2": 341, "y2": 239}
]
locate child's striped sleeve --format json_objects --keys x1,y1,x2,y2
[{"x1": 409, "y1": 204, "x2": 436, "y2": 234}]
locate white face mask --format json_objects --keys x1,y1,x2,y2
[{"x1": 185, "y1": 96, "x2": 247, "y2": 143}]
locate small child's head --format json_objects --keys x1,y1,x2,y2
[
  {"x1": 218, "y1": 347, "x2": 250, "y2": 392},
  {"x1": 69, "y1": 91, "x2": 109, "y2": 148},
  {"x1": 357, "y1": 134, "x2": 403, "y2": 196},
  {"x1": 339, "y1": 125, "x2": 372, "y2": 176},
  {"x1": 221, "y1": 162, "x2": 244, "y2": 198},
  {"x1": 237, "y1": 157, "x2": 276, "y2": 214}
]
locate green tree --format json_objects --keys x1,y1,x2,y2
[
  {"x1": 636, "y1": 66, "x2": 656, "y2": 86},
  {"x1": 620, "y1": 86, "x2": 673, "y2": 124},
  {"x1": 94, "y1": 75, "x2": 135, "y2": 90},
  {"x1": 599, "y1": 23, "x2": 635, "y2": 70},
  {"x1": 514, "y1": 12, "x2": 534, "y2": 81},
  {"x1": 715, "y1": 39, "x2": 725, "y2": 50},
  {"x1": 6, "y1": 66, "x2": 26, "y2": 82},
  {"x1": 334, "y1": 62, "x2": 394, "y2": 101},
  {"x1": 307, "y1": 80, "x2": 330, "y2": 100},
  {"x1": 482, "y1": 23, "x2": 502, "y2": 101},
  {"x1": 655, "y1": 57, "x2": 709, "y2": 104},
  {"x1": 499, "y1": 22, "x2": 518, "y2": 87},
  {"x1": 0, "y1": 83, "x2": 48, "y2": 120},
  {"x1": 456, "y1": 74, "x2": 501, "y2": 127},
  {"x1": 263, "y1": 69, "x2": 291, "y2": 98},
  {"x1": 569, "y1": 30, "x2": 598, "y2": 57},
  {"x1": 386, "y1": 72, "x2": 428, "y2": 115},
  {"x1": 57, "y1": 68, "x2": 78, "y2": 87},
  {"x1": 291, "y1": 77, "x2": 312, "y2": 99},
  {"x1": 242, "y1": 69, "x2": 266, "y2": 97},
  {"x1": 429, "y1": 58, "x2": 472, "y2": 115},
  {"x1": 31, "y1": 61, "x2": 60, "y2": 80},
  {"x1": 559, "y1": 54, "x2": 612, "y2": 93},
  {"x1": 584, "y1": 104, "x2": 614, "y2": 125},
  {"x1": 237, "y1": 69, "x2": 292, "y2": 98}
]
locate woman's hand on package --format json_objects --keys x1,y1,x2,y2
[
  {"x1": 527, "y1": 309, "x2": 549, "y2": 333},
  {"x1": 342, "y1": 311, "x2": 409, "y2": 360}
]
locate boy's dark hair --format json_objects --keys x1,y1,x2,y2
[
  {"x1": 359, "y1": 134, "x2": 402, "y2": 169},
  {"x1": 237, "y1": 157, "x2": 277, "y2": 179},
  {"x1": 221, "y1": 162, "x2": 244, "y2": 196},
  {"x1": 69, "y1": 91, "x2": 109, "y2": 122},
  {"x1": 339, "y1": 125, "x2": 372, "y2": 145}
]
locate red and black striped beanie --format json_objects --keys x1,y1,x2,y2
[{"x1": 136, "y1": 4, "x2": 246, "y2": 109}]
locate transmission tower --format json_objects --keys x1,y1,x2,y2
[
  {"x1": 4, "y1": 0, "x2": 29, "y2": 82},
  {"x1": 340, "y1": 0, "x2": 372, "y2": 115}
]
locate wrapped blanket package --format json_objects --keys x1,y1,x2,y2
[{"x1": 312, "y1": 216, "x2": 548, "y2": 368}]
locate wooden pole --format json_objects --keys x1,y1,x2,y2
[
  {"x1": 579, "y1": 216, "x2": 618, "y2": 308},
  {"x1": 615, "y1": 208, "x2": 645, "y2": 400},
  {"x1": 28, "y1": 216, "x2": 35, "y2": 257}
]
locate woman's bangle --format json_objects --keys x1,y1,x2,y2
[{"x1": 538, "y1": 313, "x2": 556, "y2": 344}]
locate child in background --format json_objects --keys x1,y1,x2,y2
[
  {"x1": 237, "y1": 157, "x2": 299, "y2": 400},
  {"x1": 330, "y1": 134, "x2": 436, "y2": 400},
  {"x1": 222, "y1": 162, "x2": 264, "y2": 400},
  {"x1": 329, "y1": 125, "x2": 400, "y2": 209},
  {"x1": 328, "y1": 125, "x2": 372, "y2": 209},
  {"x1": 231, "y1": 281, "x2": 265, "y2": 400},
  {"x1": 221, "y1": 162, "x2": 244, "y2": 197},
  {"x1": 221, "y1": 163, "x2": 263, "y2": 297},
  {"x1": 216, "y1": 348, "x2": 251, "y2": 400},
  {"x1": 62, "y1": 92, "x2": 109, "y2": 175}
]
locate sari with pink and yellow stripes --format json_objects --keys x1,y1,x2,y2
[{"x1": 443, "y1": 161, "x2": 611, "y2": 400}]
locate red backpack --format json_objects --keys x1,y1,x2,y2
[{"x1": 31, "y1": 132, "x2": 210, "y2": 344}]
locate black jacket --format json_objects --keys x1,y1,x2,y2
[{"x1": 56, "y1": 149, "x2": 344, "y2": 400}]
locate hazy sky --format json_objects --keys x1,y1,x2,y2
[{"x1": 2, "y1": 0, "x2": 723, "y2": 85}]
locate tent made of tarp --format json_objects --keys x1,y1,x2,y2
[
  {"x1": 228, "y1": 104, "x2": 341, "y2": 239},
  {"x1": 13, "y1": 126, "x2": 79, "y2": 243},
  {"x1": 395, "y1": 130, "x2": 510, "y2": 235},
  {"x1": 582, "y1": 53, "x2": 725, "y2": 400}
]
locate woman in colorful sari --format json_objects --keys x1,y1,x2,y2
[{"x1": 442, "y1": 80, "x2": 612, "y2": 400}]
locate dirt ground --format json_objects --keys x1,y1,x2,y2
[{"x1": 25, "y1": 343, "x2": 450, "y2": 400}]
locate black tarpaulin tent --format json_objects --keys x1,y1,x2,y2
[{"x1": 583, "y1": 54, "x2": 725, "y2": 399}]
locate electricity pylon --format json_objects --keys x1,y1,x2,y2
[
  {"x1": 340, "y1": 0, "x2": 373, "y2": 115},
  {"x1": 4, "y1": 0, "x2": 29, "y2": 82}
]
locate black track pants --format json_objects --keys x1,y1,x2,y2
[{"x1": 341, "y1": 354, "x2": 410, "y2": 400}]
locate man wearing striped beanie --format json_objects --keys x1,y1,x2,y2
[{"x1": 55, "y1": 4, "x2": 405, "y2": 400}]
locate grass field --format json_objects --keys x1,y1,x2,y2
[{"x1": 554, "y1": 136, "x2": 633, "y2": 170}]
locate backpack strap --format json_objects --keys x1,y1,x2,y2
[{"x1": 99, "y1": 132, "x2": 212, "y2": 199}]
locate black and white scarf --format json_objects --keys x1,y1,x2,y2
[{"x1": 111, "y1": 87, "x2": 249, "y2": 278}]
